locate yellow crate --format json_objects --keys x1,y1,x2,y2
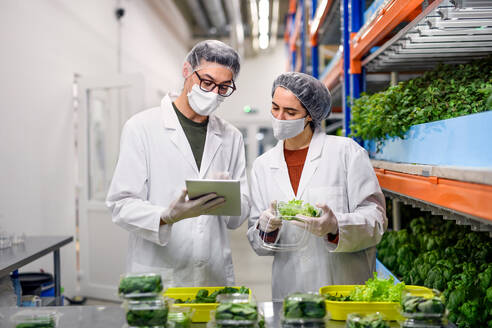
[
  {"x1": 164, "y1": 286, "x2": 251, "y2": 323},
  {"x1": 319, "y1": 285, "x2": 434, "y2": 321}
]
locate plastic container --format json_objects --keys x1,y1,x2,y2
[
  {"x1": 282, "y1": 293, "x2": 328, "y2": 327},
  {"x1": 399, "y1": 317, "x2": 446, "y2": 328},
  {"x1": 207, "y1": 294, "x2": 258, "y2": 328},
  {"x1": 11, "y1": 310, "x2": 60, "y2": 328},
  {"x1": 257, "y1": 199, "x2": 322, "y2": 252},
  {"x1": 118, "y1": 272, "x2": 163, "y2": 299},
  {"x1": 164, "y1": 286, "x2": 252, "y2": 323},
  {"x1": 319, "y1": 285, "x2": 434, "y2": 321},
  {"x1": 13, "y1": 233, "x2": 26, "y2": 245},
  {"x1": 258, "y1": 215, "x2": 312, "y2": 252},
  {"x1": 346, "y1": 313, "x2": 390, "y2": 328},
  {"x1": 124, "y1": 296, "x2": 169, "y2": 327},
  {"x1": 276, "y1": 200, "x2": 322, "y2": 220},
  {"x1": 167, "y1": 306, "x2": 194, "y2": 328},
  {"x1": 0, "y1": 231, "x2": 12, "y2": 249},
  {"x1": 400, "y1": 294, "x2": 447, "y2": 328}
]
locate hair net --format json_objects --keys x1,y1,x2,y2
[
  {"x1": 185, "y1": 40, "x2": 241, "y2": 80},
  {"x1": 272, "y1": 72, "x2": 332, "y2": 128}
]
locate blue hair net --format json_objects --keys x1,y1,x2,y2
[
  {"x1": 186, "y1": 40, "x2": 241, "y2": 79},
  {"x1": 272, "y1": 72, "x2": 332, "y2": 128}
]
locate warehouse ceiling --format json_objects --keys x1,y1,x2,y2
[{"x1": 172, "y1": 0, "x2": 289, "y2": 39}]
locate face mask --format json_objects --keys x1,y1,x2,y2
[
  {"x1": 271, "y1": 113, "x2": 308, "y2": 140},
  {"x1": 187, "y1": 84, "x2": 225, "y2": 116}
]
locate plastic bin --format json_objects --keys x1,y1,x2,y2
[
  {"x1": 282, "y1": 292, "x2": 329, "y2": 327},
  {"x1": 319, "y1": 285, "x2": 434, "y2": 321},
  {"x1": 123, "y1": 296, "x2": 169, "y2": 327},
  {"x1": 11, "y1": 309, "x2": 60, "y2": 328},
  {"x1": 118, "y1": 272, "x2": 163, "y2": 299},
  {"x1": 164, "y1": 287, "x2": 252, "y2": 322}
]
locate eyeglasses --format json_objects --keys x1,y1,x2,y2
[{"x1": 194, "y1": 71, "x2": 236, "y2": 97}]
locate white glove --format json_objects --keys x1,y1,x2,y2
[
  {"x1": 294, "y1": 203, "x2": 338, "y2": 237},
  {"x1": 258, "y1": 201, "x2": 282, "y2": 233},
  {"x1": 161, "y1": 189, "x2": 225, "y2": 224}
]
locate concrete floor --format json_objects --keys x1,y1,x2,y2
[{"x1": 85, "y1": 221, "x2": 273, "y2": 305}]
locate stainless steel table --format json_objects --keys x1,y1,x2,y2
[
  {"x1": 0, "y1": 236, "x2": 73, "y2": 306},
  {"x1": 1, "y1": 303, "x2": 454, "y2": 328},
  {"x1": 0, "y1": 305, "x2": 126, "y2": 327}
]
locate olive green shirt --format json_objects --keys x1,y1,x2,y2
[{"x1": 172, "y1": 102, "x2": 208, "y2": 170}]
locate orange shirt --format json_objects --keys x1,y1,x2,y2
[
  {"x1": 284, "y1": 146, "x2": 339, "y2": 244},
  {"x1": 284, "y1": 146, "x2": 309, "y2": 195},
  {"x1": 258, "y1": 146, "x2": 338, "y2": 245}
]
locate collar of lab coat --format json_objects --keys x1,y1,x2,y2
[
  {"x1": 269, "y1": 129, "x2": 325, "y2": 199},
  {"x1": 160, "y1": 95, "x2": 223, "y2": 177}
]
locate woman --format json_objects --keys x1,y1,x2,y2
[{"x1": 247, "y1": 72, "x2": 387, "y2": 301}]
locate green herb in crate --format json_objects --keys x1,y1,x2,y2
[
  {"x1": 401, "y1": 294, "x2": 445, "y2": 315},
  {"x1": 346, "y1": 313, "x2": 389, "y2": 328},
  {"x1": 167, "y1": 311, "x2": 192, "y2": 328},
  {"x1": 16, "y1": 321, "x2": 55, "y2": 328},
  {"x1": 174, "y1": 286, "x2": 250, "y2": 304},
  {"x1": 119, "y1": 274, "x2": 163, "y2": 296},
  {"x1": 215, "y1": 303, "x2": 258, "y2": 321},
  {"x1": 11, "y1": 311, "x2": 58, "y2": 328},
  {"x1": 126, "y1": 308, "x2": 168, "y2": 327},
  {"x1": 258, "y1": 315, "x2": 265, "y2": 328},
  {"x1": 283, "y1": 293, "x2": 326, "y2": 319},
  {"x1": 349, "y1": 273, "x2": 406, "y2": 302},
  {"x1": 324, "y1": 292, "x2": 350, "y2": 302}
]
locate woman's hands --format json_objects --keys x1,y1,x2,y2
[
  {"x1": 258, "y1": 201, "x2": 282, "y2": 233},
  {"x1": 294, "y1": 203, "x2": 338, "y2": 237}
]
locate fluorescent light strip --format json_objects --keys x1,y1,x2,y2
[
  {"x1": 258, "y1": 0, "x2": 270, "y2": 49},
  {"x1": 250, "y1": 0, "x2": 259, "y2": 51}
]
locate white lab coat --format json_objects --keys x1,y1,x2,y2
[
  {"x1": 247, "y1": 130, "x2": 387, "y2": 301},
  {"x1": 107, "y1": 95, "x2": 250, "y2": 287}
]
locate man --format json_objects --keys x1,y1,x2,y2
[{"x1": 107, "y1": 40, "x2": 250, "y2": 287}]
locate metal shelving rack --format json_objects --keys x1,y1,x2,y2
[
  {"x1": 363, "y1": 0, "x2": 492, "y2": 72},
  {"x1": 287, "y1": 0, "x2": 492, "y2": 230}
]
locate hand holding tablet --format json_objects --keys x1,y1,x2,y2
[
  {"x1": 160, "y1": 189, "x2": 226, "y2": 224},
  {"x1": 185, "y1": 179, "x2": 241, "y2": 216}
]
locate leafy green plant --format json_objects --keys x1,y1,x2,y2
[
  {"x1": 174, "y1": 287, "x2": 249, "y2": 304},
  {"x1": 322, "y1": 274, "x2": 405, "y2": 303},
  {"x1": 167, "y1": 310, "x2": 192, "y2": 328},
  {"x1": 377, "y1": 215, "x2": 492, "y2": 327},
  {"x1": 401, "y1": 294, "x2": 445, "y2": 315},
  {"x1": 283, "y1": 293, "x2": 326, "y2": 319},
  {"x1": 350, "y1": 57, "x2": 492, "y2": 146},
  {"x1": 15, "y1": 321, "x2": 55, "y2": 328},
  {"x1": 324, "y1": 292, "x2": 351, "y2": 301},
  {"x1": 215, "y1": 303, "x2": 258, "y2": 321},
  {"x1": 119, "y1": 274, "x2": 163, "y2": 296},
  {"x1": 277, "y1": 199, "x2": 321, "y2": 220},
  {"x1": 126, "y1": 307, "x2": 168, "y2": 327},
  {"x1": 350, "y1": 273, "x2": 405, "y2": 302},
  {"x1": 346, "y1": 313, "x2": 389, "y2": 328}
]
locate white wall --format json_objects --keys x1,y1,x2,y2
[
  {"x1": 217, "y1": 43, "x2": 288, "y2": 125},
  {"x1": 0, "y1": 0, "x2": 190, "y2": 296},
  {"x1": 216, "y1": 43, "x2": 288, "y2": 168}
]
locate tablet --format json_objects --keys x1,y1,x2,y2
[{"x1": 185, "y1": 179, "x2": 241, "y2": 216}]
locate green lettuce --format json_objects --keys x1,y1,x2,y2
[{"x1": 277, "y1": 199, "x2": 321, "y2": 220}]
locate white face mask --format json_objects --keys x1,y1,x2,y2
[
  {"x1": 187, "y1": 84, "x2": 225, "y2": 116},
  {"x1": 271, "y1": 113, "x2": 308, "y2": 140}
]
